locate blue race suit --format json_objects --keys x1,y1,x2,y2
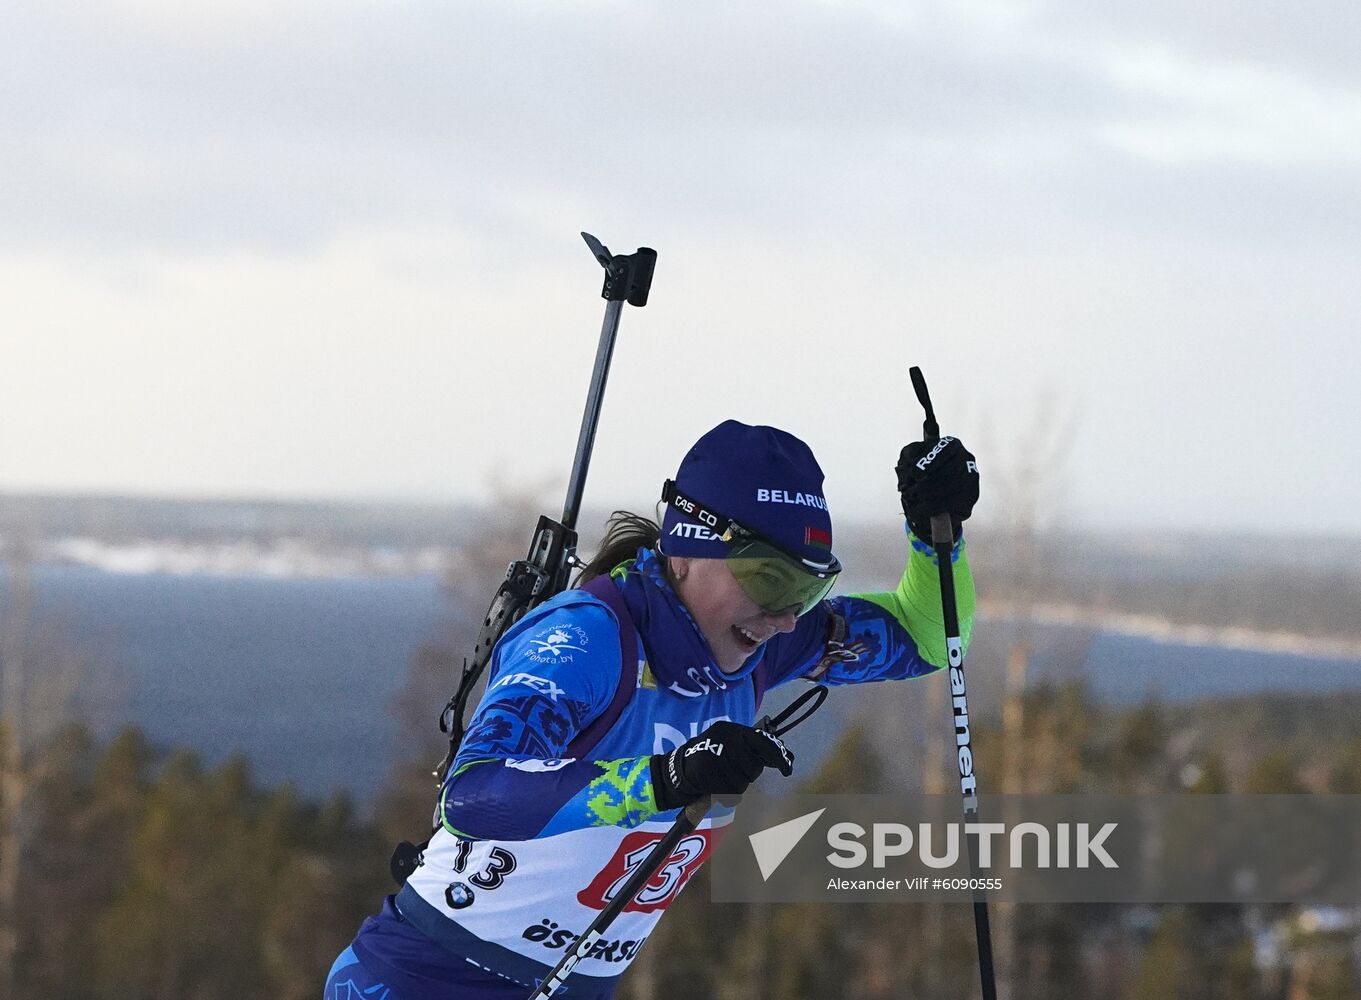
[{"x1": 330, "y1": 534, "x2": 974, "y2": 999}]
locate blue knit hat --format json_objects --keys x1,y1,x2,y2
[{"x1": 660, "y1": 420, "x2": 836, "y2": 566}]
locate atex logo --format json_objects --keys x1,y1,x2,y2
[
  {"x1": 668, "y1": 522, "x2": 722, "y2": 541},
  {"x1": 491, "y1": 672, "x2": 567, "y2": 701},
  {"x1": 748, "y1": 810, "x2": 1119, "y2": 882}
]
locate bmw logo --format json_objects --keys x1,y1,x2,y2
[{"x1": 445, "y1": 882, "x2": 475, "y2": 910}]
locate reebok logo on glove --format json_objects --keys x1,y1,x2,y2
[
  {"x1": 897, "y1": 437, "x2": 980, "y2": 544},
  {"x1": 914, "y1": 436, "x2": 956, "y2": 472}
]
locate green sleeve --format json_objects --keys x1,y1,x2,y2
[{"x1": 849, "y1": 531, "x2": 975, "y2": 671}]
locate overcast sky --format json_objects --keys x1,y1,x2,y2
[{"x1": 2, "y1": 0, "x2": 1358, "y2": 536}]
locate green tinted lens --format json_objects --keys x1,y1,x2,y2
[{"x1": 726, "y1": 543, "x2": 838, "y2": 616}]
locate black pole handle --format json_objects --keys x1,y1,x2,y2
[
  {"x1": 909, "y1": 365, "x2": 940, "y2": 442},
  {"x1": 757, "y1": 684, "x2": 829, "y2": 737}
]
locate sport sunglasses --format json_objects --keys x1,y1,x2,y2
[{"x1": 661, "y1": 480, "x2": 841, "y2": 616}]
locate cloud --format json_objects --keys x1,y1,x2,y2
[
  {"x1": 1036, "y1": 0, "x2": 1361, "y2": 87},
  {"x1": 6, "y1": 0, "x2": 1354, "y2": 268},
  {"x1": 2, "y1": 0, "x2": 1126, "y2": 255},
  {"x1": 1094, "y1": 44, "x2": 1361, "y2": 169},
  {"x1": 2, "y1": 0, "x2": 1358, "y2": 532}
]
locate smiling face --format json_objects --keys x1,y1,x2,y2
[{"x1": 668, "y1": 556, "x2": 800, "y2": 673}]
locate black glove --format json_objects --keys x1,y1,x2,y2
[
  {"x1": 650, "y1": 721, "x2": 795, "y2": 810},
  {"x1": 896, "y1": 436, "x2": 979, "y2": 543}
]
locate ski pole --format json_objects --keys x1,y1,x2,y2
[
  {"x1": 909, "y1": 365, "x2": 998, "y2": 1000},
  {"x1": 526, "y1": 685, "x2": 829, "y2": 1000}
]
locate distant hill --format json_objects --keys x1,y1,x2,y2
[
  {"x1": 4, "y1": 491, "x2": 1359, "y2": 638},
  {"x1": 0, "y1": 492, "x2": 485, "y2": 547}
]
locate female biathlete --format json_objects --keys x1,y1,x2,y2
[{"x1": 325, "y1": 419, "x2": 980, "y2": 999}]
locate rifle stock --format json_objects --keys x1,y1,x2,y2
[{"x1": 436, "y1": 515, "x2": 577, "y2": 770}]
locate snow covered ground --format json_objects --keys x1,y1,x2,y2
[{"x1": 38, "y1": 535, "x2": 453, "y2": 579}]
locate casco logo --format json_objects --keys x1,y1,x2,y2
[{"x1": 672, "y1": 495, "x2": 719, "y2": 528}]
